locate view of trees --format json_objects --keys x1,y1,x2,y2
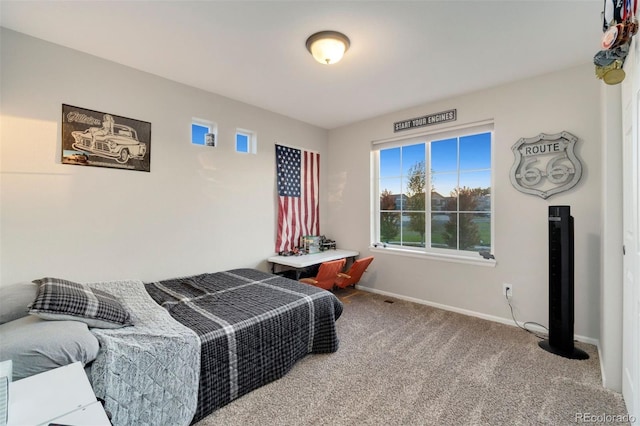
[
  {"x1": 404, "y1": 161, "x2": 426, "y2": 245},
  {"x1": 442, "y1": 186, "x2": 489, "y2": 250},
  {"x1": 379, "y1": 163, "x2": 490, "y2": 250},
  {"x1": 379, "y1": 189, "x2": 399, "y2": 242}
]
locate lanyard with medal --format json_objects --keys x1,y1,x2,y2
[{"x1": 595, "y1": 0, "x2": 638, "y2": 84}]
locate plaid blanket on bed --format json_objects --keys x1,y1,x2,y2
[{"x1": 145, "y1": 268, "x2": 343, "y2": 423}]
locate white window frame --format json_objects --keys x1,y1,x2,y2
[
  {"x1": 235, "y1": 128, "x2": 257, "y2": 154},
  {"x1": 371, "y1": 120, "x2": 496, "y2": 267},
  {"x1": 192, "y1": 118, "x2": 217, "y2": 147}
]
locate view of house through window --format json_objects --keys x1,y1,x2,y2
[{"x1": 376, "y1": 127, "x2": 492, "y2": 255}]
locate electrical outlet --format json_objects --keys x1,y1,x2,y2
[{"x1": 503, "y1": 283, "x2": 513, "y2": 298}]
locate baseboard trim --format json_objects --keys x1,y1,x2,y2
[
  {"x1": 597, "y1": 344, "x2": 606, "y2": 388},
  {"x1": 354, "y1": 285, "x2": 600, "y2": 348}
]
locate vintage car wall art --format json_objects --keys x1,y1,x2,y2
[{"x1": 61, "y1": 104, "x2": 151, "y2": 172}]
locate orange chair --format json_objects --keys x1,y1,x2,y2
[
  {"x1": 299, "y1": 258, "x2": 346, "y2": 290},
  {"x1": 334, "y1": 256, "x2": 374, "y2": 289}
]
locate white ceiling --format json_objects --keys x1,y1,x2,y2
[{"x1": 0, "y1": 1, "x2": 604, "y2": 129}]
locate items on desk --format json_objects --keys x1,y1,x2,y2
[
  {"x1": 301, "y1": 235, "x2": 337, "y2": 253},
  {"x1": 301, "y1": 235, "x2": 321, "y2": 254},
  {"x1": 278, "y1": 247, "x2": 301, "y2": 256},
  {"x1": 319, "y1": 235, "x2": 336, "y2": 251},
  {"x1": 277, "y1": 235, "x2": 338, "y2": 257}
]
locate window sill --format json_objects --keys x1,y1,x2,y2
[{"x1": 369, "y1": 246, "x2": 496, "y2": 267}]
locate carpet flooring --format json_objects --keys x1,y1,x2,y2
[{"x1": 195, "y1": 288, "x2": 629, "y2": 426}]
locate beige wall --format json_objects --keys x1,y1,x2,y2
[
  {"x1": 326, "y1": 64, "x2": 603, "y2": 341},
  {"x1": 0, "y1": 28, "x2": 607, "y2": 344},
  {"x1": 0, "y1": 29, "x2": 328, "y2": 284}
]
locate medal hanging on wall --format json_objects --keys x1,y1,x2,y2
[{"x1": 595, "y1": 0, "x2": 638, "y2": 85}]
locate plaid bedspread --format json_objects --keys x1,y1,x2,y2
[{"x1": 145, "y1": 268, "x2": 343, "y2": 423}]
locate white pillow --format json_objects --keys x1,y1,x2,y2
[
  {"x1": 0, "y1": 316, "x2": 100, "y2": 380},
  {"x1": 0, "y1": 282, "x2": 37, "y2": 324}
]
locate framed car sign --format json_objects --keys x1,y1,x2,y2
[{"x1": 61, "y1": 104, "x2": 151, "y2": 172}]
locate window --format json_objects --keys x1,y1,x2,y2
[
  {"x1": 192, "y1": 119, "x2": 217, "y2": 146},
  {"x1": 236, "y1": 132, "x2": 249, "y2": 152},
  {"x1": 374, "y1": 124, "x2": 493, "y2": 259},
  {"x1": 236, "y1": 129, "x2": 256, "y2": 154}
]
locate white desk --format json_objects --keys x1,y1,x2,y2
[
  {"x1": 268, "y1": 249, "x2": 359, "y2": 279},
  {"x1": 8, "y1": 362, "x2": 110, "y2": 426}
]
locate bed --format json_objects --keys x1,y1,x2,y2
[
  {"x1": 0, "y1": 268, "x2": 343, "y2": 426},
  {"x1": 144, "y1": 268, "x2": 343, "y2": 423}
]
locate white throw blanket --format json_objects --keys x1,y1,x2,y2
[{"x1": 88, "y1": 279, "x2": 201, "y2": 426}]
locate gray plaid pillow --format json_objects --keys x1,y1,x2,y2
[{"x1": 29, "y1": 277, "x2": 131, "y2": 329}]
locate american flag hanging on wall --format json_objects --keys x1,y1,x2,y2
[{"x1": 275, "y1": 144, "x2": 320, "y2": 253}]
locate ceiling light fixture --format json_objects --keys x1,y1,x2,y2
[{"x1": 305, "y1": 31, "x2": 350, "y2": 65}]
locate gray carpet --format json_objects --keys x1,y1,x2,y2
[{"x1": 195, "y1": 289, "x2": 629, "y2": 425}]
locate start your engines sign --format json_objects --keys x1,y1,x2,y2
[{"x1": 393, "y1": 109, "x2": 456, "y2": 132}]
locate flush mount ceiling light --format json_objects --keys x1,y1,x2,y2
[{"x1": 305, "y1": 31, "x2": 350, "y2": 65}]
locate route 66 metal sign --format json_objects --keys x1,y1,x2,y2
[{"x1": 510, "y1": 131, "x2": 582, "y2": 199}]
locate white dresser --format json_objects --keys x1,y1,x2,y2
[{"x1": 8, "y1": 362, "x2": 110, "y2": 426}]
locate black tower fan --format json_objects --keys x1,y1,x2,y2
[{"x1": 538, "y1": 206, "x2": 589, "y2": 360}]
